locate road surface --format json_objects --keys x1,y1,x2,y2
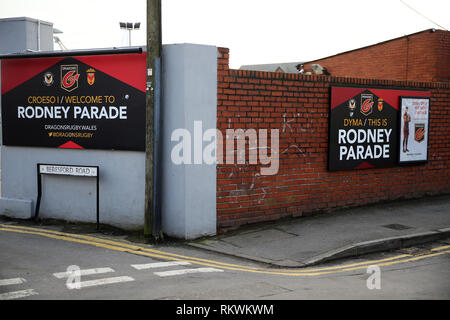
[{"x1": 0, "y1": 223, "x2": 449, "y2": 300}]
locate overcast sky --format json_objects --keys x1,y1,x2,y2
[{"x1": 0, "y1": 0, "x2": 448, "y2": 68}]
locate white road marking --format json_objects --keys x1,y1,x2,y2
[
  {"x1": 0, "y1": 277, "x2": 27, "y2": 286},
  {"x1": 53, "y1": 267, "x2": 115, "y2": 279},
  {"x1": 131, "y1": 261, "x2": 191, "y2": 270},
  {"x1": 74, "y1": 276, "x2": 135, "y2": 289},
  {"x1": 0, "y1": 289, "x2": 38, "y2": 300},
  {"x1": 154, "y1": 268, "x2": 224, "y2": 277}
]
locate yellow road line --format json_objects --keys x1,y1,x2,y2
[
  {"x1": 0, "y1": 227, "x2": 239, "y2": 269},
  {"x1": 1, "y1": 224, "x2": 449, "y2": 277},
  {"x1": 431, "y1": 244, "x2": 450, "y2": 251},
  {"x1": 0, "y1": 224, "x2": 413, "y2": 272},
  {"x1": 0, "y1": 224, "x2": 265, "y2": 271}
]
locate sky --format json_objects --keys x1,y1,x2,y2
[{"x1": 0, "y1": 0, "x2": 448, "y2": 68}]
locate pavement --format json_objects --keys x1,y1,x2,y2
[
  {"x1": 189, "y1": 195, "x2": 450, "y2": 268},
  {"x1": 1, "y1": 191, "x2": 449, "y2": 269}
]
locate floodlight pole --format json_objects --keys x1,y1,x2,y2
[{"x1": 144, "y1": 0, "x2": 162, "y2": 240}]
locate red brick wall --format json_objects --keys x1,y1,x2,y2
[
  {"x1": 303, "y1": 29, "x2": 450, "y2": 83},
  {"x1": 436, "y1": 30, "x2": 450, "y2": 82},
  {"x1": 217, "y1": 47, "x2": 450, "y2": 232}
]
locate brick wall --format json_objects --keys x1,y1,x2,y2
[
  {"x1": 217, "y1": 47, "x2": 450, "y2": 232},
  {"x1": 303, "y1": 29, "x2": 450, "y2": 83},
  {"x1": 436, "y1": 30, "x2": 450, "y2": 82}
]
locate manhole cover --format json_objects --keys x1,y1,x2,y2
[{"x1": 382, "y1": 224, "x2": 413, "y2": 230}]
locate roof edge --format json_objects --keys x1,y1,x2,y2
[
  {"x1": 303, "y1": 28, "x2": 446, "y2": 65},
  {"x1": 0, "y1": 47, "x2": 144, "y2": 59},
  {"x1": 0, "y1": 17, "x2": 53, "y2": 26}
]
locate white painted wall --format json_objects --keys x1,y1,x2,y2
[
  {"x1": 161, "y1": 44, "x2": 217, "y2": 239},
  {"x1": 0, "y1": 43, "x2": 218, "y2": 239},
  {"x1": 0, "y1": 147, "x2": 145, "y2": 229}
]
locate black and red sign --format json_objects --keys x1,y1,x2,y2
[
  {"x1": 329, "y1": 86, "x2": 430, "y2": 171},
  {"x1": 1, "y1": 52, "x2": 146, "y2": 151}
]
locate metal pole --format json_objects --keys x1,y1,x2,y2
[
  {"x1": 144, "y1": 0, "x2": 162, "y2": 240},
  {"x1": 34, "y1": 164, "x2": 42, "y2": 220}
]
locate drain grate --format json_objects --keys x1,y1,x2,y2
[
  {"x1": 398, "y1": 247, "x2": 432, "y2": 256},
  {"x1": 382, "y1": 223, "x2": 413, "y2": 230}
]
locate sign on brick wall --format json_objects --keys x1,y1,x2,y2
[
  {"x1": 329, "y1": 86, "x2": 430, "y2": 171},
  {"x1": 398, "y1": 96, "x2": 430, "y2": 163}
]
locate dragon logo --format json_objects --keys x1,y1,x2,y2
[
  {"x1": 415, "y1": 123, "x2": 425, "y2": 142},
  {"x1": 360, "y1": 94, "x2": 374, "y2": 116},
  {"x1": 61, "y1": 65, "x2": 80, "y2": 92}
]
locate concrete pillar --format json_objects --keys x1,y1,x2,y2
[{"x1": 161, "y1": 44, "x2": 217, "y2": 239}]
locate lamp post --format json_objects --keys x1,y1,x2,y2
[{"x1": 119, "y1": 22, "x2": 141, "y2": 46}]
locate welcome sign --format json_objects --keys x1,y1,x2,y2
[
  {"x1": 329, "y1": 86, "x2": 430, "y2": 171},
  {"x1": 1, "y1": 52, "x2": 146, "y2": 151}
]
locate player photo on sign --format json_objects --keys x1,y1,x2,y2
[{"x1": 399, "y1": 97, "x2": 430, "y2": 163}]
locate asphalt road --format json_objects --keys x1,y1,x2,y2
[{"x1": 0, "y1": 223, "x2": 449, "y2": 300}]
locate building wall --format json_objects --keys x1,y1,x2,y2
[
  {"x1": 0, "y1": 39, "x2": 448, "y2": 237},
  {"x1": 0, "y1": 146, "x2": 145, "y2": 229},
  {"x1": 161, "y1": 44, "x2": 217, "y2": 239},
  {"x1": 217, "y1": 47, "x2": 450, "y2": 232},
  {"x1": 436, "y1": 30, "x2": 450, "y2": 82},
  {"x1": 303, "y1": 29, "x2": 449, "y2": 83},
  {"x1": 0, "y1": 17, "x2": 54, "y2": 54},
  {"x1": 0, "y1": 44, "x2": 217, "y2": 238}
]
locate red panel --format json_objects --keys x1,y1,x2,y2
[
  {"x1": 331, "y1": 86, "x2": 431, "y2": 110},
  {"x1": 58, "y1": 141, "x2": 84, "y2": 149},
  {"x1": 369, "y1": 88, "x2": 430, "y2": 110},
  {"x1": 355, "y1": 161, "x2": 375, "y2": 169},
  {"x1": 76, "y1": 53, "x2": 147, "y2": 92},
  {"x1": 1, "y1": 57, "x2": 63, "y2": 94},
  {"x1": 330, "y1": 87, "x2": 365, "y2": 110}
]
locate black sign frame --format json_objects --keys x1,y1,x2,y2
[
  {"x1": 328, "y1": 85, "x2": 431, "y2": 171},
  {"x1": 34, "y1": 164, "x2": 100, "y2": 230},
  {"x1": 1, "y1": 51, "x2": 146, "y2": 151}
]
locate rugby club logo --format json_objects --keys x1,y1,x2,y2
[
  {"x1": 348, "y1": 98, "x2": 356, "y2": 117},
  {"x1": 415, "y1": 123, "x2": 425, "y2": 142},
  {"x1": 377, "y1": 98, "x2": 384, "y2": 112},
  {"x1": 360, "y1": 93, "x2": 374, "y2": 116},
  {"x1": 43, "y1": 72, "x2": 54, "y2": 86},
  {"x1": 60, "y1": 65, "x2": 80, "y2": 92},
  {"x1": 86, "y1": 68, "x2": 96, "y2": 86}
]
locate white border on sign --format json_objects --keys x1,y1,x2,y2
[{"x1": 398, "y1": 97, "x2": 430, "y2": 163}]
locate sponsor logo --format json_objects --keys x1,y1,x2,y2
[
  {"x1": 348, "y1": 98, "x2": 356, "y2": 117},
  {"x1": 415, "y1": 123, "x2": 425, "y2": 142},
  {"x1": 61, "y1": 65, "x2": 80, "y2": 92},
  {"x1": 86, "y1": 68, "x2": 96, "y2": 86},
  {"x1": 43, "y1": 72, "x2": 54, "y2": 86},
  {"x1": 377, "y1": 98, "x2": 383, "y2": 112},
  {"x1": 360, "y1": 94, "x2": 374, "y2": 116}
]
